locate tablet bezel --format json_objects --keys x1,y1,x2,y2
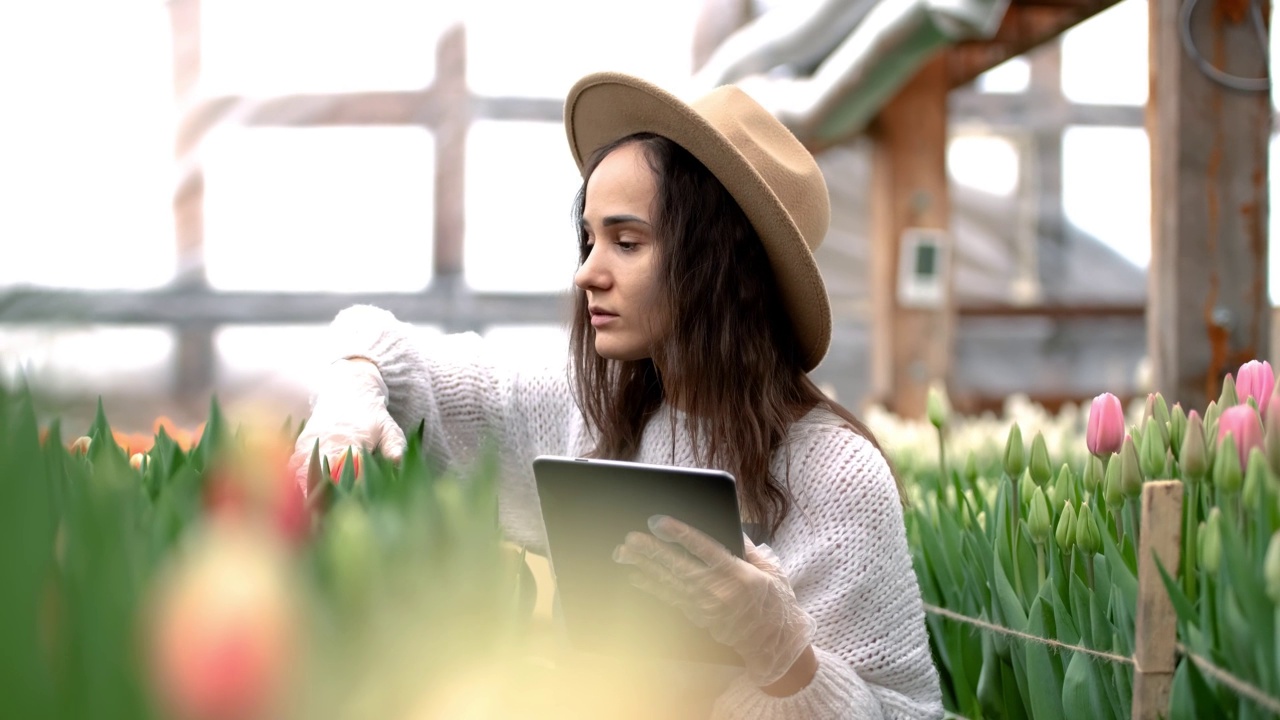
[{"x1": 532, "y1": 455, "x2": 746, "y2": 666}]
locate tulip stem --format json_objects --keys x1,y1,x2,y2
[
  {"x1": 1036, "y1": 544, "x2": 1046, "y2": 588},
  {"x1": 1128, "y1": 500, "x2": 1141, "y2": 548},
  {"x1": 1010, "y1": 474, "x2": 1022, "y2": 537},
  {"x1": 1085, "y1": 553, "x2": 1095, "y2": 591},
  {"x1": 1009, "y1": 474, "x2": 1024, "y2": 598},
  {"x1": 936, "y1": 428, "x2": 949, "y2": 490},
  {"x1": 1183, "y1": 482, "x2": 1198, "y2": 602}
]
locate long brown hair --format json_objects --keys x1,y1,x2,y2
[{"x1": 569, "y1": 133, "x2": 896, "y2": 537}]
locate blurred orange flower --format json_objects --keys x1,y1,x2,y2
[
  {"x1": 101, "y1": 416, "x2": 203, "y2": 457},
  {"x1": 153, "y1": 415, "x2": 205, "y2": 451}
]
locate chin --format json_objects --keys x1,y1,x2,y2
[{"x1": 593, "y1": 341, "x2": 649, "y2": 363}]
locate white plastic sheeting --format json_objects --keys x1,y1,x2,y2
[{"x1": 694, "y1": 0, "x2": 1012, "y2": 142}]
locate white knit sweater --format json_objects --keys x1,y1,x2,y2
[{"x1": 325, "y1": 305, "x2": 943, "y2": 720}]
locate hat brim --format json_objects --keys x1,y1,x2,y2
[{"x1": 564, "y1": 72, "x2": 831, "y2": 372}]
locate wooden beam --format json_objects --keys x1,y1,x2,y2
[
  {"x1": 949, "y1": 90, "x2": 1145, "y2": 130},
  {"x1": 868, "y1": 56, "x2": 954, "y2": 418},
  {"x1": 957, "y1": 303, "x2": 1145, "y2": 319},
  {"x1": 946, "y1": 1, "x2": 1116, "y2": 88},
  {"x1": 167, "y1": 0, "x2": 213, "y2": 403},
  {"x1": 0, "y1": 288, "x2": 568, "y2": 329},
  {"x1": 168, "y1": 0, "x2": 206, "y2": 289},
  {"x1": 1030, "y1": 43, "x2": 1065, "y2": 299},
  {"x1": 1148, "y1": 0, "x2": 1271, "y2": 410},
  {"x1": 434, "y1": 24, "x2": 469, "y2": 289}
]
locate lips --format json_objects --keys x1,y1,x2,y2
[{"x1": 589, "y1": 307, "x2": 618, "y2": 328}]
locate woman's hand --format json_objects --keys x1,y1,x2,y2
[
  {"x1": 613, "y1": 515, "x2": 816, "y2": 688},
  {"x1": 289, "y1": 358, "x2": 407, "y2": 492}
]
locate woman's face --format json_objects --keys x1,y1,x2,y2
[{"x1": 574, "y1": 142, "x2": 667, "y2": 362}]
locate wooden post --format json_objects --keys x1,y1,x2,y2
[
  {"x1": 868, "y1": 55, "x2": 954, "y2": 418},
  {"x1": 1148, "y1": 0, "x2": 1271, "y2": 410},
  {"x1": 1131, "y1": 480, "x2": 1184, "y2": 720},
  {"x1": 434, "y1": 24, "x2": 468, "y2": 284},
  {"x1": 167, "y1": 0, "x2": 215, "y2": 408}
]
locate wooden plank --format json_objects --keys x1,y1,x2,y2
[
  {"x1": 868, "y1": 55, "x2": 953, "y2": 418},
  {"x1": 168, "y1": 0, "x2": 207, "y2": 290},
  {"x1": 434, "y1": 24, "x2": 469, "y2": 282},
  {"x1": 167, "y1": 0, "x2": 214, "y2": 400},
  {"x1": 1030, "y1": 43, "x2": 1064, "y2": 299},
  {"x1": 175, "y1": 323, "x2": 216, "y2": 403},
  {"x1": 946, "y1": 1, "x2": 1117, "y2": 88},
  {"x1": 949, "y1": 90, "x2": 1145, "y2": 130},
  {"x1": 1148, "y1": 0, "x2": 1271, "y2": 410},
  {"x1": 1131, "y1": 480, "x2": 1184, "y2": 719},
  {"x1": 957, "y1": 303, "x2": 1145, "y2": 319},
  {"x1": 0, "y1": 288, "x2": 568, "y2": 328}
]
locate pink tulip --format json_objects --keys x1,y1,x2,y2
[
  {"x1": 1236, "y1": 360, "x2": 1275, "y2": 415},
  {"x1": 147, "y1": 522, "x2": 298, "y2": 720},
  {"x1": 1217, "y1": 404, "x2": 1264, "y2": 469},
  {"x1": 1087, "y1": 392, "x2": 1125, "y2": 457}
]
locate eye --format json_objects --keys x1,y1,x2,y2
[{"x1": 616, "y1": 240, "x2": 638, "y2": 252}]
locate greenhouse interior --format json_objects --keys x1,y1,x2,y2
[{"x1": 2, "y1": 0, "x2": 1277, "y2": 718}]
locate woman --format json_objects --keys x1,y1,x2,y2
[{"x1": 292, "y1": 71, "x2": 942, "y2": 719}]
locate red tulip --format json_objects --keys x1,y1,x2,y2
[
  {"x1": 328, "y1": 451, "x2": 362, "y2": 485},
  {"x1": 1236, "y1": 360, "x2": 1275, "y2": 415},
  {"x1": 1218, "y1": 404, "x2": 1264, "y2": 469},
  {"x1": 1087, "y1": 393, "x2": 1125, "y2": 457},
  {"x1": 204, "y1": 439, "x2": 311, "y2": 548}
]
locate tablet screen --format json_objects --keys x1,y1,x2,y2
[{"x1": 532, "y1": 455, "x2": 746, "y2": 666}]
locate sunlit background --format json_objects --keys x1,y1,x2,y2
[{"x1": 0, "y1": 0, "x2": 1275, "y2": 431}]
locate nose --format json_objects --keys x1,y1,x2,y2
[{"x1": 574, "y1": 245, "x2": 610, "y2": 292}]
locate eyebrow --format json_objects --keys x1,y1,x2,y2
[{"x1": 580, "y1": 214, "x2": 652, "y2": 230}]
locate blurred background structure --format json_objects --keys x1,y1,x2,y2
[{"x1": 0, "y1": 0, "x2": 1273, "y2": 430}]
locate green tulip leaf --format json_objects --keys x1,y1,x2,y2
[
  {"x1": 1062, "y1": 651, "x2": 1117, "y2": 720},
  {"x1": 942, "y1": 619, "x2": 980, "y2": 715},
  {"x1": 1024, "y1": 595, "x2": 1066, "y2": 720},
  {"x1": 975, "y1": 632, "x2": 1004, "y2": 719},
  {"x1": 995, "y1": 556, "x2": 1030, "y2": 633},
  {"x1": 1219, "y1": 510, "x2": 1272, "y2": 633},
  {"x1": 1100, "y1": 523, "x2": 1139, "y2": 618},
  {"x1": 1049, "y1": 579, "x2": 1080, "y2": 646},
  {"x1": 1070, "y1": 571, "x2": 1095, "y2": 648},
  {"x1": 1155, "y1": 554, "x2": 1201, "y2": 633}
]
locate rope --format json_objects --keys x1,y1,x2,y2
[
  {"x1": 922, "y1": 603, "x2": 1280, "y2": 714},
  {"x1": 923, "y1": 603, "x2": 1134, "y2": 665},
  {"x1": 1176, "y1": 643, "x2": 1280, "y2": 715}
]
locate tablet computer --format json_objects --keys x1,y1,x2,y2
[{"x1": 532, "y1": 455, "x2": 746, "y2": 666}]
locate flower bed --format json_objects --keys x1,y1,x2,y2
[
  {"x1": 5, "y1": 360, "x2": 1280, "y2": 719},
  {"x1": 897, "y1": 362, "x2": 1280, "y2": 719},
  {"x1": 0, "y1": 388, "x2": 551, "y2": 720}
]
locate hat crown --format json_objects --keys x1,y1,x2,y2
[{"x1": 691, "y1": 86, "x2": 830, "y2": 254}]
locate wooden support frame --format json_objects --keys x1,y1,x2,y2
[
  {"x1": 1148, "y1": 0, "x2": 1271, "y2": 410},
  {"x1": 1132, "y1": 480, "x2": 1184, "y2": 719},
  {"x1": 869, "y1": 56, "x2": 954, "y2": 418},
  {"x1": 946, "y1": 0, "x2": 1119, "y2": 89}
]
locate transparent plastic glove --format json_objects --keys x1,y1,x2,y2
[
  {"x1": 289, "y1": 358, "x2": 406, "y2": 492},
  {"x1": 614, "y1": 515, "x2": 816, "y2": 686}
]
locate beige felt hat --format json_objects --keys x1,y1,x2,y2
[{"x1": 564, "y1": 71, "x2": 833, "y2": 372}]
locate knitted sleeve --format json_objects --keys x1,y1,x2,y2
[
  {"x1": 711, "y1": 427, "x2": 943, "y2": 720},
  {"x1": 323, "y1": 304, "x2": 576, "y2": 480}
]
